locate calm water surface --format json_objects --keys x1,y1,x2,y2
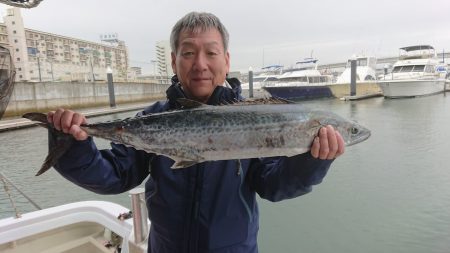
[{"x1": 1, "y1": 95, "x2": 450, "y2": 253}]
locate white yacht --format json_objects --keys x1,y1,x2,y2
[
  {"x1": 336, "y1": 55, "x2": 377, "y2": 83},
  {"x1": 241, "y1": 65, "x2": 282, "y2": 90},
  {"x1": 262, "y1": 58, "x2": 333, "y2": 99},
  {"x1": 377, "y1": 45, "x2": 447, "y2": 98}
]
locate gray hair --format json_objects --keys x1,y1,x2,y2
[{"x1": 170, "y1": 12, "x2": 229, "y2": 54}]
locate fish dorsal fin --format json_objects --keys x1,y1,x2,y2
[
  {"x1": 176, "y1": 98, "x2": 206, "y2": 109},
  {"x1": 230, "y1": 97, "x2": 295, "y2": 105}
]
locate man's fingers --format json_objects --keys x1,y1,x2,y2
[
  {"x1": 69, "y1": 125, "x2": 88, "y2": 141},
  {"x1": 48, "y1": 109, "x2": 88, "y2": 140},
  {"x1": 47, "y1": 111, "x2": 55, "y2": 124},
  {"x1": 335, "y1": 131, "x2": 345, "y2": 157},
  {"x1": 310, "y1": 137, "x2": 320, "y2": 158},
  {"x1": 318, "y1": 127, "x2": 330, "y2": 159},
  {"x1": 60, "y1": 110, "x2": 75, "y2": 133},
  {"x1": 71, "y1": 112, "x2": 86, "y2": 126},
  {"x1": 311, "y1": 126, "x2": 345, "y2": 160},
  {"x1": 326, "y1": 125, "x2": 338, "y2": 159},
  {"x1": 52, "y1": 108, "x2": 64, "y2": 131}
]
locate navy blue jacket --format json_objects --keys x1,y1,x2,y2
[{"x1": 54, "y1": 78, "x2": 333, "y2": 253}]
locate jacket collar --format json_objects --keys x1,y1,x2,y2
[{"x1": 166, "y1": 75, "x2": 242, "y2": 109}]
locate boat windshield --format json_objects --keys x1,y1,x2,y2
[{"x1": 347, "y1": 58, "x2": 368, "y2": 67}]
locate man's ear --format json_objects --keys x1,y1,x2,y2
[
  {"x1": 225, "y1": 51, "x2": 230, "y2": 73},
  {"x1": 171, "y1": 52, "x2": 177, "y2": 74}
]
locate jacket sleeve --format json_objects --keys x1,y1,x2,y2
[
  {"x1": 51, "y1": 101, "x2": 167, "y2": 194},
  {"x1": 246, "y1": 152, "x2": 333, "y2": 202},
  {"x1": 53, "y1": 137, "x2": 152, "y2": 194}
]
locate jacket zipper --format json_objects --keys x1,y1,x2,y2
[{"x1": 188, "y1": 164, "x2": 203, "y2": 253}]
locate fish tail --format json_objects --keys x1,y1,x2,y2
[
  {"x1": 22, "y1": 112, "x2": 49, "y2": 125},
  {"x1": 23, "y1": 112, "x2": 75, "y2": 176}
]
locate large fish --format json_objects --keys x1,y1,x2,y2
[
  {"x1": 23, "y1": 98, "x2": 371, "y2": 176},
  {"x1": 0, "y1": 46, "x2": 15, "y2": 120}
]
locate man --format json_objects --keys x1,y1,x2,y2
[{"x1": 48, "y1": 12, "x2": 344, "y2": 253}]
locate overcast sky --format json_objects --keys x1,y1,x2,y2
[{"x1": 1, "y1": 0, "x2": 450, "y2": 74}]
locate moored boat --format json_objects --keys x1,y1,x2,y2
[
  {"x1": 241, "y1": 64, "x2": 282, "y2": 90},
  {"x1": 336, "y1": 55, "x2": 377, "y2": 83},
  {"x1": 377, "y1": 45, "x2": 447, "y2": 98},
  {"x1": 262, "y1": 58, "x2": 333, "y2": 100}
]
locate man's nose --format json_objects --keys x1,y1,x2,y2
[{"x1": 193, "y1": 52, "x2": 208, "y2": 71}]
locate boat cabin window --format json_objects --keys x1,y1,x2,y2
[
  {"x1": 392, "y1": 66, "x2": 402, "y2": 73},
  {"x1": 411, "y1": 65, "x2": 425, "y2": 72},
  {"x1": 308, "y1": 76, "x2": 328, "y2": 83},
  {"x1": 393, "y1": 65, "x2": 426, "y2": 73},
  {"x1": 280, "y1": 76, "x2": 308, "y2": 82},
  {"x1": 400, "y1": 65, "x2": 414, "y2": 72},
  {"x1": 265, "y1": 77, "x2": 278, "y2": 81},
  {"x1": 424, "y1": 65, "x2": 435, "y2": 73}
]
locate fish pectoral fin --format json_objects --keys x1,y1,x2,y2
[{"x1": 171, "y1": 160, "x2": 200, "y2": 169}]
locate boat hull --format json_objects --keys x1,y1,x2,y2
[
  {"x1": 377, "y1": 79, "x2": 446, "y2": 98},
  {"x1": 262, "y1": 86, "x2": 333, "y2": 100}
]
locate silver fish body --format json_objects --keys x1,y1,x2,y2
[{"x1": 82, "y1": 101, "x2": 371, "y2": 168}]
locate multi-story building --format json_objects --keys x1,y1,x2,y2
[
  {"x1": 155, "y1": 40, "x2": 172, "y2": 78},
  {"x1": 1, "y1": 7, "x2": 129, "y2": 82}
]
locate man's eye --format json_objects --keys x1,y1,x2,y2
[{"x1": 182, "y1": 52, "x2": 194, "y2": 57}]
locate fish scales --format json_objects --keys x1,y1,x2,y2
[
  {"x1": 81, "y1": 103, "x2": 370, "y2": 168},
  {"x1": 23, "y1": 99, "x2": 371, "y2": 174}
]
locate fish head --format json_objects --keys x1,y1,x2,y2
[{"x1": 315, "y1": 113, "x2": 371, "y2": 147}]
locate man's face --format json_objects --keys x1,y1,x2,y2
[{"x1": 171, "y1": 28, "x2": 230, "y2": 103}]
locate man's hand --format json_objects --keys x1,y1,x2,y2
[
  {"x1": 47, "y1": 108, "x2": 88, "y2": 141},
  {"x1": 310, "y1": 125, "x2": 345, "y2": 159}
]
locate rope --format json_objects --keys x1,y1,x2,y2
[
  {"x1": 0, "y1": 171, "x2": 42, "y2": 213},
  {"x1": 0, "y1": 174, "x2": 21, "y2": 218}
]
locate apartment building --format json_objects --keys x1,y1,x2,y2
[
  {"x1": 155, "y1": 40, "x2": 172, "y2": 78},
  {"x1": 1, "y1": 7, "x2": 129, "y2": 82}
]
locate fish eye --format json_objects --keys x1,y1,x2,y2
[{"x1": 351, "y1": 127, "x2": 359, "y2": 135}]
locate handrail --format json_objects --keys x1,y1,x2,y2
[{"x1": 129, "y1": 188, "x2": 148, "y2": 244}]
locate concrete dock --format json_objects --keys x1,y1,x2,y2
[{"x1": 340, "y1": 92, "x2": 383, "y2": 101}]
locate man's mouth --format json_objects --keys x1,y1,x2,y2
[{"x1": 191, "y1": 78, "x2": 211, "y2": 82}]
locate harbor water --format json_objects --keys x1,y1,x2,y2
[{"x1": 1, "y1": 94, "x2": 450, "y2": 253}]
